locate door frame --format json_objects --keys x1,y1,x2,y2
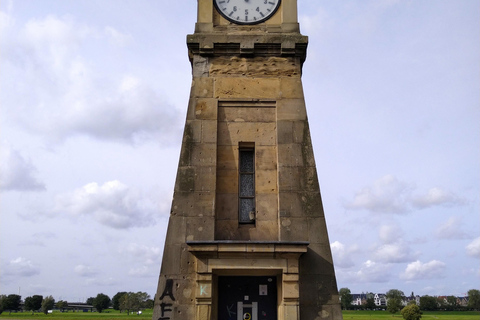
[{"x1": 187, "y1": 241, "x2": 308, "y2": 320}]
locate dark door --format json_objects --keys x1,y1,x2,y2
[{"x1": 218, "y1": 276, "x2": 277, "y2": 320}]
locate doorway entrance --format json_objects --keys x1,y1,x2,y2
[{"x1": 218, "y1": 276, "x2": 277, "y2": 320}]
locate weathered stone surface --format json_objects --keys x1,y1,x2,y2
[
  {"x1": 154, "y1": 1, "x2": 341, "y2": 319},
  {"x1": 214, "y1": 78, "x2": 280, "y2": 100},
  {"x1": 210, "y1": 56, "x2": 301, "y2": 77}
]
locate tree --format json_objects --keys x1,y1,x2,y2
[
  {"x1": 468, "y1": 289, "x2": 480, "y2": 311},
  {"x1": 339, "y1": 288, "x2": 353, "y2": 310},
  {"x1": 386, "y1": 289, "x2": 405, "y2": 315},
  {"x1": 120, "y1": 292, "x2": 140, "y2": 315},
  {"x1": 56, "y1": 300, "x2": 69, "y2": 312},
  {"x1": 144, "y1": 298, "x2": 154, "y2": 309},
  {"x1": 136, "y1": 292, "x2": 151, "y2": 309},
  {"x1": 365, "y1": 297, "x2": 376, "y2": 310},
  {"x1": 41, "y1": 296, "x2": 55, "y2": 315},
  {"x1": 0, "y1": 295, "x2": 5, "y2": 314},
  {"x1": 3, "y1": 294, "x2": 21, "y2": 314},
  {"x1": 419, "y1": 295, "x2": 438, "y2": 311},
  {"x1": 112, "y1": 292, "x2": 127, "y2": 310},
  {"x1": 445, "y1": 296, "x2": 458, "y2": 311},
  {"x1": 401, "y1": 304, "x2": 422, "y2": 320},
  {"x1": 86, "y1": 297, "x2": 95, "y2": 305},
  {"x1": 24, "y1": 295, "x2": 43, "y2": 314},
  {"x1": 93, "y1": 293, "x2": 111, "y2": 313}
]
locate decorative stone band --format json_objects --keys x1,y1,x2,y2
[
  {"x1": 187, "y1": 240, "x2": 309, "y2": 259},
  {"x1": 187, "y1": 34, "x2": 308, "y2": 62}
]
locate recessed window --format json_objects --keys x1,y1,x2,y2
[{"x1": 239, "y1": 144, "x2": 255, "y2": 224}]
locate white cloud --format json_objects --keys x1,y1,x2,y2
[
  {"x1": 412, "y1": 187, "x2": 465, "y2": 209},
  {"x1": 128, "y1": 266, "x2": 151, "y2": 278},
  {"x1": 374, "y1": 242, "x2": 415, "y2": 263},
  {"x1": 2, "y1": 14, "x2": 182, "y2": 144},
  {"x1": 400, "y1": 260, "x2": 446, "y2": 281},
  {"x1": 104, "y1": 26, "x2": 132, "y2": 47},
  {"x1": 345, "y1": 175, "x2": 412, "y2": 214},
  {"x1": 4, "y1": 257, "x2": 40, "y2": 277},
  {"x1": 74, "y1": 264, "x2": 98, "y2": 277},
  {"x1": 378, "y1": 224, "x2": 403, "y2": 244},
  {"x1": 345, "y1": 175, "x2": 466, "y2": 214},
  {"x1": 0, "y1": 145, "x2": 45, "y2": 192},
  {"x1": 331, "y1": 241, "x2": 357, "y2": 268},
  {"x1": 466, "y1": 237, "x2": 480, "y2": 258},
  {"x1": 121, "y1": 243, "x2": 162, "y2": 265},
  {"x1": 353, "y1": 260, "x2": 392, "y2": 283},
  {"x1": 54, "y1": 180, "x2": 158, "y2": 229},
  {"x1": 435, "y1": 216, "x2": 469, "y2": 240}
]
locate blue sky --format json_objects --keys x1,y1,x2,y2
[{"x1": 1, "y1": 0, "x2": 479, "y2": 301}]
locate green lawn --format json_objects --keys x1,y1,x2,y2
[
  {"x1": 0, "y1": 309, "x2": 152, "y2": 320},
  {"x1": 1, "y1": 310, "x2": 479, "y2": 320},
  {"x1": 342, "y1": 310, "x2": 480, "y2": 320}
]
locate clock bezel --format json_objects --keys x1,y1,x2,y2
[{"x1": 213, "y1": 0, "x2": 282, "y2": 25}]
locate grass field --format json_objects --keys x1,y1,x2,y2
[
  {"x1": 342, "y1": 310, "x2": 480, "y2": 320},
  {"x1": 1, "y1": 310, "x2": 479, "y2": 320}
]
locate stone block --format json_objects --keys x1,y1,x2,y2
[
  {"x1": 252, "y1": 220, "x2": 279, "y2": 240},
  {"x1": 195, "y1": 98, "x2": 217, "y2": 120},
  {"x1": 300, "y1": 191, "x2": 325, "y2": 218},
  {"x1": 292, "y1": 120, "x2": 306, "y2": 143},
  {"x1": 300, "y1": 245, "x2": 335, "y2": 275},
  {"x1": 215, "y1": 193, "x2": 237, "y2": 220},
  {"x1": 180, "y1": 243, "x2": 196, "y2": 274},
  {"x1": 159, "y1": 243, "x2": 183, "y2": 275},
  {"x1": 217, "y1": 122, "x2": 276, "y2": 146},
  {"x1": 307, "y1": 218, "x2": 330, "y2": 245},
  {"x1": 278, "y1": 143, "x2": 304, "y2": 167},
  {"x1": 186, "y1": 217, "x2": 215, "y2": 241},
  {"x1": 201, "y1": 120, "x2": 217, "y2": 143},
  {"x1": 218, "y1": 106, "x2": 275, "y2": 122},
  {"x1": 175, "y1": 167, "x2": 195, "y2": 192},
  {"x1": 283, "y1": 280, "x2": 300, "y2": 299},
  {"x1": 216, "y1": 168, "x2": 238, "y2": 193},
  {"x1": 299, "y1": 167, "x2": 320, "y2": 192},
  {"x1": 278, "y1": 192, "x2": 303, "y2": 218},
  {"x1": 193, "y1": 77, "x2": 214, "y2": 98},
  {"x1": 214, "y1": 77, "x2": 280, "y2": 99},
  {"x1": 215, "y1": 219, "x2": 239, "y2": 240},
  {"x1": 255, "y1": 193, "x2": 278, "y2": 221},
  {"x1": 280, "y1": 78, "x2": 304, "y2": 99},
  {"x1": 171, "y1": 192, "x2": 194, "y2": 217},
  {"x1": 280, "y1": 217, "x2": 309, "y2": 242},
  {"x1": 287, "y1": 258, "x2": 299, "y2": 274},
  {"x1": 186, "y1": 120, "x2": 202, "y2": 143},
  {"x1": 194, "y1": 192, "x2": 215, "y2": 217},
  {"x1": 278, "y1": 166, "x2": 301, "y2": 191},
  {"x1": 256, "y1": 146, "x2": 277, "y2": 170},
  {"x1": 277, "y1": 99, "x2": 307, "y2": 120},
  {"x1": 216, "y1": 145, "x2": 238, "y2": 170},
  {"x1": 191, "y1": 143, "x2": 217, "y2": 166},
  {"x1": 194, "y1": 166, "x2": 216, "y2": 192},
  {"x1": 277, "y1": 120, "x2": 294, "y2": 144},
  {"x1": 256, "y1": 169, "x2": 278, "y2": 194},
  {"x1": 283, "y1": 305, "x2": 300, "y2": 320},
  {"x1": 216, "y1": 121, "x2": 235, "y2": 146}
]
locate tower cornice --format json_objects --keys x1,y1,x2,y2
[{"x1": 187, "y1": 33, "x2": 308, "y2": 64}]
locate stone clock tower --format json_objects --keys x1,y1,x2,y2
[{"x1": 153, "y1": 1, "x2": 343, "y2": 319}]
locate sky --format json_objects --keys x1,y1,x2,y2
[{"x1": 1, "y1": 0, "x2": 479, "y2": 302}]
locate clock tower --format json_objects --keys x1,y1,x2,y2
[{"x1": 153, "y1": 1, "x2": 343, "y2": 319}]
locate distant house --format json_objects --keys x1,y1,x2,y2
[
  {"x1": 458, "y1": 296, "x2": 469, "y2": 307},
  {"x1": 351, "y1": 293, "x2": 367, "y2": 306},
  {"x1": 374, "y1": 293, "x2": 387, "y2": 306}
]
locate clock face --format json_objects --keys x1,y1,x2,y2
[{"x1": 214, "y1": 0, "x2": 281, "y2": 25}]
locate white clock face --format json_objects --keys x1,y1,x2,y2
[{"x1": 214, "y1": 0, "x2": 281, "y2": 25}]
